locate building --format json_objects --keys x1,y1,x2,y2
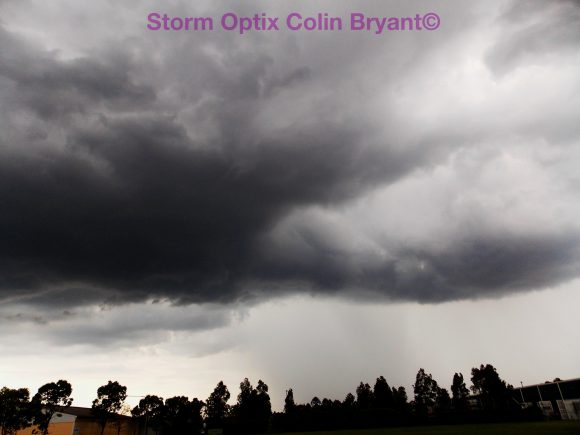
[
  {"x1": 17, "y1": 411, "x2": 76, "y2": 435},
  {"x1": 512, "y1": 377, "x2": 580, "y2": 420},
  {"x1": 16, "y1": 406, "x2": 139, "y2": 435}
]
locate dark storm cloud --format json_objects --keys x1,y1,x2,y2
[
  {"x1": 0, "y1": 24, "x2": 423, "y2": 305},
  {"x1": 254, "y1": 228, "x2": 580, "y2": 302},
  {"x1": 393, "y1": 234, "x2": 580, "y2": 301},
  {"x1": 1, "y1": 0, "x2": 580, "y2": 310},
  {"x1": 0, "y1": 110, "x2": 421, "y2": 303}
]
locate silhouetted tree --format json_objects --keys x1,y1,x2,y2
[
  {"x1": 413, "y1": 369, "x2": 440, "y2": 417},
  {"x1": 163, "y1": 396, "x2": 190, "y2": 432},
  {"x1": 471, "y1": 364, "x2": 512, "y2": 413},
  {"x1": 343, "y1": 393, "x2": 356, "y2": 409},
  {"x1": 373, "y1": 376, "x2": 393, "y2": 408},
  {"x1": 162, "y1": 396, "x2": 203, "y2": 435},
  {"x1": 91, "y1": 381, "x2": 127, "y2": 435},
  {"x1": 255, "y1": 380, "x2": 271, "y2": 419},
  {"x1": 232, "y1": 379, "x2": 272, "y2": 433},
  {"x1": 236, "y1": 378, "x2": 253, "y2": 415},
  {"x1": 31, "y1": 380, "x2": 73, "y2": 435},
  {"x1": 392, "y1": 386, "x2": 408, "y2": 410},
  {"x1": 131, "y1": 395, "x2": 164, "y2": 434},
  {"x1": 355, "y1": 382, "x2": 373, "y2": 409},
  {"x1": 205, "y1": 381, "x2": 230, "y2": 428},
  {"x1": 451, "y1": 373, "x2": 469, "y2": 410},
  {"x1": 284, "y1": 389, "x2": 295, "y2": 414},
  {"x1": 189, "y1": 398, "x2": 205, "y2": 433},
  {"x1": 310, "y1": 397, "x2": 321, "y2": 407},
  {"x1": 0, "y1": 387, "x2": 31, "y2": 435},
  {"x1": 436, "y1": 387, "x2": 451, "y2": 412}
]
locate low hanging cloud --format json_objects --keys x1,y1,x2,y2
[{"x1": 1, "y1": 0, "x2": 580, "y2": 317}]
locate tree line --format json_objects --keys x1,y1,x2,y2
[{"x1": 0, "y1": 363, "x2": 542, "y2": 435}]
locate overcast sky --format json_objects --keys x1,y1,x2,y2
[{"x1": 1, "y1": 0, "x2": 580, "y2": 411}]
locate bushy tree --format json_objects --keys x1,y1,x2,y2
[
  {"x1": 91, "y1": 381, "x2": 127, "y2": 435},
  {"x1": 451, "y1": 373, "x2": 469, "y2": 410},
  {"x1": 373, "y1": 376, "x2": 393, "y2": 408},
  {"x1": 471, "y1": 364, "x2": 512, "y2": 412},
  {"x1": 413, "y1": 369, "x2": 440, "y2": 417},
  {"x1": 31, "y1": 380, "x2": 73, "y2": 435},
  {"x1": 131, "y1": 395, "x2": 164, "y2": 434},
  {"x1": 162, "y1": 396, "x2": 204, "y2": 435},
  {"x1": 233, "y1": 379, "x2": 271, "y2": 418},
  {"x1": 232, "y1": 378, "x2": 272, "y2": 433},
  {"x1": 0, "y1": 387, "x2": 31, "y2": 435},
  {"x1": 255, "y1": 380, "x2": 271, "y2": 420},
  {"x1": 284, "y1": 389, "x2": 295, "y2": 414},
  {"x1": 237, "y1": 378, "x2": 253, "y2": 414},
  {"x1": 205, "y1": 381, "x2": 230, "y2": 428},
  {"x1": 188, "y1": 398, "x2": 205, "y2": 433},
  {"x1": 436, "y1": 387, "x2": 451, "y2": 412},
  {"x1": 343, "y1": 392, "x2": 356, "y2": 408},
  {"x1": 355, "y1": 382, "x2": 373, "y2": 409},
  {"x1": 392, "y1": 386, "x2": 408, "y2": 410}
]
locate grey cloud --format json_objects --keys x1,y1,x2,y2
[
  {"x1": 0, "y1": 301, "x2": 235, "y2": 348},
  {"x1": 0, "y1": 29, "x2": 154, "y2": 121},
  {"x1": 0, "y1": 24, "x2": 423, "y2": 306},
  {"x1": 47, "y1": 308, "x2": 231, "y2": 347},
  {"x1": 255, "y1": 227, "x2": 580, "y2": 303},
  {"x1": 1, "y1": 0, "x2": 580, "y2": 313},
  {"x1": 486, "y1": 0, "x2": 580, "y2": 75},
  {"x1": 0, "y1": 108, "x2": 418, "y2": 303},
  {"x1": 394, "y1": 234, "x2": 580, "y2": 301}
]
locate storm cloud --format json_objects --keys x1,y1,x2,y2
[{"x1": 1, "y1": 0, "x2": 580, "y2": 313}]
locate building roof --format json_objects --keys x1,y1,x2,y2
[
  {"x1": 63, "y1": 406, "x2": 131, "y2": 420},
  {"x1": 64, "y1": 406, "x2": 94, "y2": 418},
  {"x1": 513, "y1": 377, "x2": 580, "y2": 402}
]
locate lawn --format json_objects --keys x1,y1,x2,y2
[{"x1": 276, "y1": 421, "x2": 580, "y2": 435}]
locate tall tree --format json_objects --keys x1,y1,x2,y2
[
  {"x1": 255, "y1": 380, "x2": 272, "y2": 421},
  {"x1": 436, "y1": 387, "x2": 451, "y2": 412},
  {"x1": 91, "y1": 381, "x2": 127, "y2": 435},
  {"x1": 131, "y1": 395, "x2": 164, "y2": 435},
  {"x1": 235, "y1": 378, "x2": 253, "y2": 417},
  {"x1": 392, "y1": 386, "x2": 408, "y2": 410},
  {"x1": 0, "y1": 387, "x2": 31, "y2": 435},
  {"x1": 31, "y1": 380, "x2": 73, "y2": 435},
  {"x1": 373, "y1": 376, "x2": 393, "y2": 408},
  {"x1": 413, "y1": 369, "x2": 440, "y2": 417},
  {"x1": 205, "y1": 381, "x2": 230, "y2": 428},
  {"x1": 471, "y1": 364, "x2": 512, "y2": 412},
  {"x1": 232, "y1": 378, "x2": 272, "y2": 432},
  {"x1": 355, "y1": 382, "x2": 373, "y2": 409},
  {"x1": 188, "y1": 398, "x2": 205, "y2": 435},
  {"x1": 284, "y1": 389, "x2": 295, "y2": 414},
  {"x1": 162, "y1": 396, "x2": 204, "y2": 435},
  {"x1": 451, "y1": 373, "x2": 469, "y2": 410},
  {"x1": 342, "y1": 393, "x2": 355, "y2": 409}
]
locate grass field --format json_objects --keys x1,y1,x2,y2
[{"x1": 277, "y1": 421, "x2": 580, "y2": 435}]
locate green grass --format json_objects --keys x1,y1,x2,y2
[{"x1": 276, "y1": 421, "x2": 580, "y2": 435}]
